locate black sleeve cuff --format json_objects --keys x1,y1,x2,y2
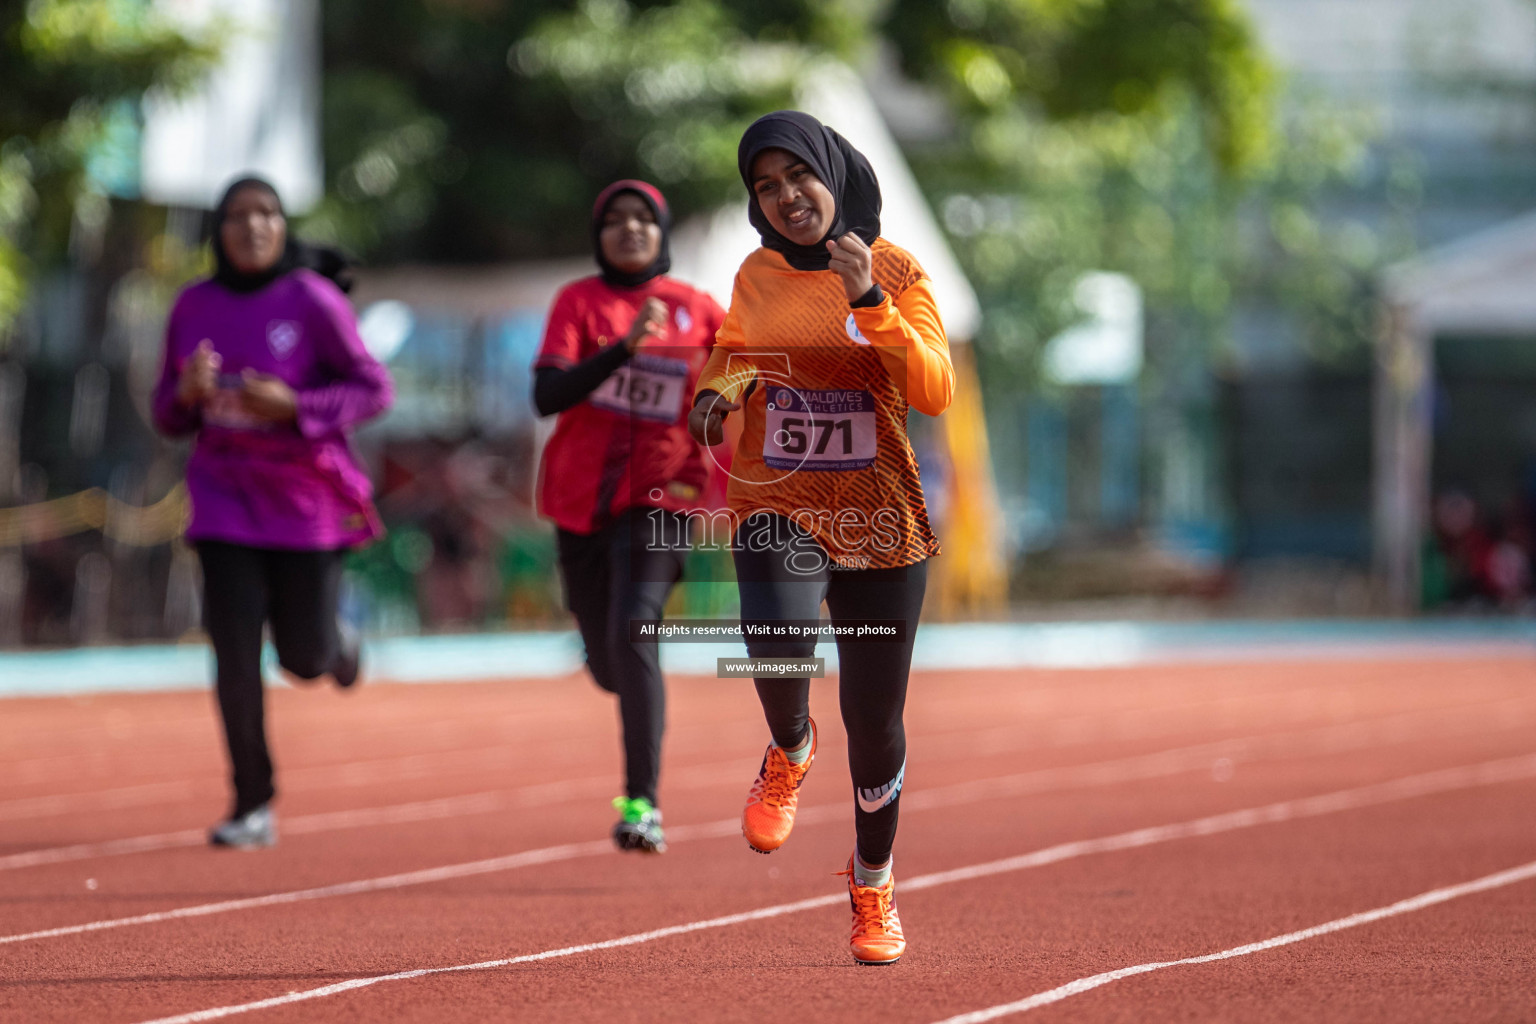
[
  {"x1": 532, "y1": 342, "x2": 632, "y2": 416},
  {"x1": 849, "y1": 283, "x2": 885, "y2": 309}
]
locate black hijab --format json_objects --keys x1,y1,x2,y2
[
  {"x1": 591, "y1": 179, "x2": 672, "y2": 288},
  {"x1": 737, "y1": 111, "x2": 882, "y2": 272},
  {"x1": 211, "y1": 176, "x2": 354, "y2": 294}
]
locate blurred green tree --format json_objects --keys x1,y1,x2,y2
[
  {"x1": 922, "y1": 87, "x2": 1387, "y2": 389},
  {"x1": 0, "y1": 0, "x2": 217, "y2": 333},
  {"x1": 317, "y1": 0, "x2": 1384, "y2": 374},
  {"x1": 311, "y1": 0, "x2": 1277, "y2": 267},
  {"x1": 316, "y1": 0, "x2": 1390, "y2": 561}
]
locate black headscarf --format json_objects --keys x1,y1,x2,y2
[
  {"x1": 737, "y1": 111, "x2": 882, "y2": 272},
  {"x1": 210, "y1": 176, "x2": 354, "y2": 294},
  {"x1": 591, "y1": 178, "x2": 672, "y2": 288}
]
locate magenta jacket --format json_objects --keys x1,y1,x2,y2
[{"x1": 152, "y1": 269, "x2": 394, "y2": 551}]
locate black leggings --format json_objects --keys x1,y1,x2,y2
[
  {"x1": 557, "y1": 507, "x2": 691, "y2": 807},
  {"x1": 732, "y1": 513, "x2": 927, "y2": 865},
  {"x1": 197, "y1": 541, "x2": 346, "y2": 817}
]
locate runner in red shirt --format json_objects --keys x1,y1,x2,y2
[{"x1": 533, "y1": 180, "x2": 724, "y2": 852}]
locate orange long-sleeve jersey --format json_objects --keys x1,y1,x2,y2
[{"x1": 695, "y1": 238, "x2": 954, "y2": 569}]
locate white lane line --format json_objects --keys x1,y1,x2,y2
[
  {"x1": 2, "y1": 840, "x2": 612, "y2": 946},
  {"x1": 8, "y1": 750, "x2": 1536, "y2": 949},
  {"x1": 0, "y1": 747, "x2": 554, "y2": 821},
  {"x1": 128, "y1": 769, "x2": 1536, "y2": 1024},
  {"x1": 9, "y1": 686, "x2": 1529, "y2": 821},
  {"x1": 11, "y1": 691, "x2": 1531, "y2": 872},
  {"x1": 0, "y1": 710, "x2": 1454, "y2": 876},
  {"x1": 133, "y1": 890, "x2": 852, "y2": 1024},
  {"x1": 920, "y1": 690, "x2": 1535, "y2": 761},
  {"x1": 0, "y1": 828, "x2": 207, "y2": 871},
  {"x1": 929, "y1": 859, "x2": 1536, "y2": 1023},
  {"x1": 0, "y1": 759, "x2": 764, "y2": 873},
  {"x1": 894, "y1": 754, "x2": 1536, "y2": 896},
  {"x1": 0, "y1": 788, "x2": 564, "y2": 872},
  {"x1": 0, "y1": 782, "x2": 195, "y2": 823},
  {"x1": 906, "y1": 695, "x2": 1533, "y2": 812},
  {"x1": 0, "y1": 742, "x2": 1210, "y2": 871}
]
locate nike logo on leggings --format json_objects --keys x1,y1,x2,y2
[{"x1": 856, "y1": 760, "x2": 905, "y2": 813}]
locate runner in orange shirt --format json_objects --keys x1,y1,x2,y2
[{"x1": 689, "y1": 111, "x2": 953, "y2": 964}]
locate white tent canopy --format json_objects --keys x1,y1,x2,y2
[
  {"x1": 141, "y1": 0, "x2": 323, "y2": 212},
  {"x1": 1375, "y1": 209, "x2": 1536, "y2": 607},
  {"x1": 1381, "y1": 211, "x2": 1536, "y2": 334}
]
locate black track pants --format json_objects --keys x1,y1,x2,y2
[
  {"x1": 197, "y1": 541, "x2": 345, "y2": 818},
  {"x1": 732, "y1": 513, "x2": 927, "y2": 865},
  {"x1": 557, "y1": 508, "x2": 690, "y2": 807}
]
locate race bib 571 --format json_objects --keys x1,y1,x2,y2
[{"x1": 763, "y1": 388, "x2": 877, "y2": 471}]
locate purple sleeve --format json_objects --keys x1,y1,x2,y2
[
  {"x1": 152, "y1": 292, "x2": 201, "y2": 437},
  {"x1": 293, "y1": 274, "x2": 395, "y2": 438}
]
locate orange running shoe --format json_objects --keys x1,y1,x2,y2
[
  {"x1": 741, "y1": 719, "x2": 816, "y2": 853},
  {"x1": 839, "y1": 856, "x2": 905, "y2": 965}
]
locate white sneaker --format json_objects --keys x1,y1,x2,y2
[
  {"x1": 332, "y1": 619, "x2": 361, "y2": 689},
  {"x1": 209, "y1": 805, "x2": 276, "y2": 849}
]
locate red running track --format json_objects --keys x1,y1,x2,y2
[{"x1": 2, "y1": 655, "x2": 1534, "y2": 1023}]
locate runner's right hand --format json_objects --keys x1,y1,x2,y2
[
  {"x1": 175, "y1": 339, "x2": 221, "y2": 407},
  {"x1": 689, "y1": 390, "x2": 740, "y2": 447},
  {"x1": 623, "y1": 298, "x2": 668, "y2": 353}
]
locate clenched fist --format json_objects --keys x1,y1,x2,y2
[
  {"x1": 688, "y1": 390, "x2": 740, "y2": 447},
  {"x1": 175, "y1": 340, "x2": 221, "y2": 408},
  {"x1": 238, "y1": 370, "x2": 298, "y2": 424},
  {"x1": 624, "y1": 297, "x2": 668, "y2": 353},
  {"x1": 826, "y1": 233, "x2": 874, "y2": 303}
]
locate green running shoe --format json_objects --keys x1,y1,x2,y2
[{"x1": 611, "y1": 796, "x2": 666, "y2": 853}]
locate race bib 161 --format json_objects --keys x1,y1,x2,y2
[{"x1": 589, "y1": 353, "x2": 690, "y2": 423}]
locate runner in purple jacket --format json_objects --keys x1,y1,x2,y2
[{"x1": 152, "y1": 176, "x2": 393, "y2": 848}]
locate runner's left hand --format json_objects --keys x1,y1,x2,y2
[
  {"x1": 239, "y1": 371, "x2": 299, "y2": 423},
  {"x1": 826, "y1": 233, "x2": 874, "y2": 304}
]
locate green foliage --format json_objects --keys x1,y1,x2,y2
[
  {"x1": 884, "y1": 0, "x2": 1273, "y2": 174},
  {"x1": 1240, "y1": 94, "x2": 1401, "y2": 367},
  {"x1": 308, "y1": 0, "x2": 1402, "y2": 402},
  {"x1": 0, "y1": 0, "x2": 216, "y2": 332},
  {"x1": 313, "y1": 0, "x2": 809, "y2": 261},
  {"x1": 2, "y1": 0, "x2": 1374, "y2": 394},
  {"x1": 870, "y1": 0, "x2": 1385, "y2": 395},
  {"x1": 314, "y1": 0, "x2": 1273, "y2": 267},
  {"x1": 924, "y1": 88, "x2": 1388, "y2": 394},
  {"x1": 913, "y1": 101, "x2": 1196, "y2": 391}
]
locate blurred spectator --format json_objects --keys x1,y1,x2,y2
[
  {"x1": 368, "y1": 435, "x2": 558, "y2": 631},
  {"x1": 1425, "y1": 489, "x2": 1535, "y2": 610},
  {"x1": 1486, "y1": 501, "x2": 1533, "y2": 610}
]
